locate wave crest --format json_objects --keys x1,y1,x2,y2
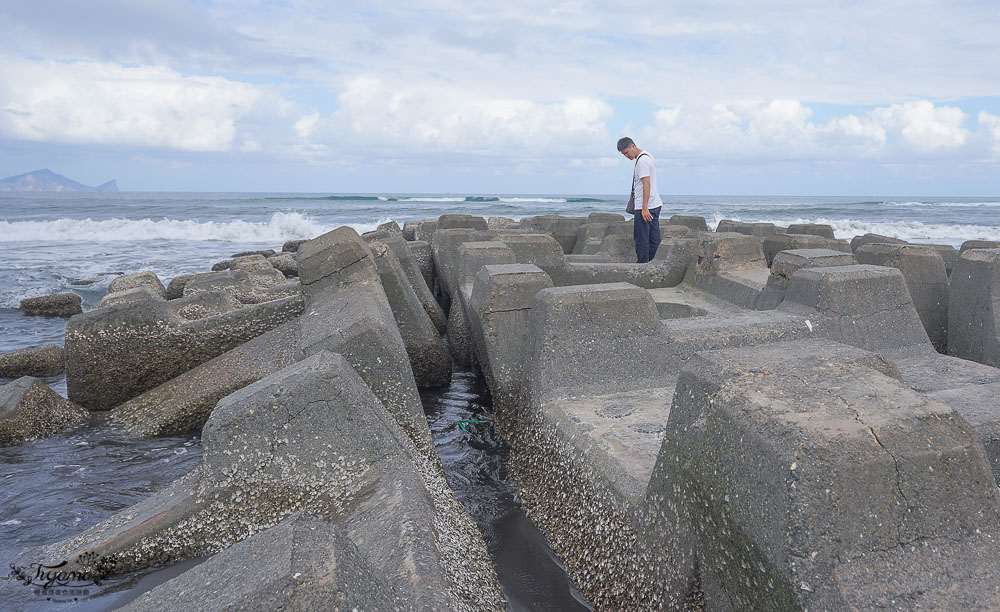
[{"x1": 0, "y1": 212, "x2": 367, "y2": 243}]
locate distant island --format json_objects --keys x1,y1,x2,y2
[{"x1": 0, "y1": 169, "x2": 118, "y2": 192}]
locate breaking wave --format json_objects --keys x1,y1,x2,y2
[
  {"x1": 708, "y1": 212, "x2": 1000, "y2": 246},
  {"x1": 0, "y1": 212, "x2": 390, "y2": 243}
]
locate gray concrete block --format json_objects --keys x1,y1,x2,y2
[
  {"x1": 850, "y1": 232, "x2": 906, "y2": 252},
  {"x1": 498, "y1": 233, "x2": 566, "y2": 267},
  {"x1": 716, "y1": 220, "x2": 781, "y2": 238},
  {"x1": 407, "y1": 239, "x2": 435, "y2": 290},
  {"x1": 667, "y1": 214, "x2": 709, "y2": 232},
  {"x1": 430, "y1": 228, "x2": 495, "y2": 304},
  {"x1": 369, "y1": 241, "x2": 451, "y2": 387},
  {"x1": 120, "y1": 513, "x2": 407, "y2": 612},
  {"x1": 763, "y1": 233, "x2": 852, "y2": 266},
  {"x1": 65, "y1": 293, "x2": 303, "y2": 410},
  {"x1": 527, "y1": 283, "x2": 665, "y2": 403},
  {"x1": 37, "y1": 352, "x2": 505, "y2": 611},
  {"x1": 438, "y1": 213, "x2": 488, "y2": 230},
  {"x1": 111, "y1": 321, "x2": 301, "y2": 437},
  {"x1": 18, "y1": 292, "x2": 82, "y2": 317},
  {"x1": 786, "y1": 222, "x2": 836, "y2": 239},
  {"x1": 373, "y1": 235, "x2": 446, "y2": 334},
  {"x1": 0, "y1": 376, "x2": 87, "y2": 446},
  {"x1": 0, "y1": 343, "x2": 64, "y2": 378},
  {"x1": 573, "y1": 221, "x2": 630, "y2": 254},
  {"x1": 297, "y1": 226, "x2": 380, "y2": 302},
  {"x1": 779, "y1": 264, "x2": 931, "y2": 353},
  {"x1": 165, "y1": 272, "x2": 213, "y2": 300},
  {"x1": 642, "y1": 339, "x2": 1000, "y2": 610},
  {"x1": 588, "y1": 212, "x2": 626, "y2": 223},
  {"x1": 856, "y1": 244, "x2": 950, "y2": 351},
  {"x1": 108, "y1": 271, "x2": 167, "y2": 298},
  {"x1": 758, "y1": 248, "x2": 857, "y2": 310},
  {"x1": 961, "y1": 240, "x2": 1000, "y2": 253},
  {"x1": 468, "y1": 264, "x2": 553, "y2": 413},
  {"x1": 682, "y1": 233, "x2": 770, "y2": 309},
  {"x1": 948, "y1": 248, "x2": 1000, "y2": 366}
]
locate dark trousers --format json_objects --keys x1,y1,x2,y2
[{"x1": 633, "y1": 207, "x2": 661, "y2": 263}]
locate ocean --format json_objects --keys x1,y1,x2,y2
[{"x1": 0, "y1": 191, "x2": 998, "y2": 610}]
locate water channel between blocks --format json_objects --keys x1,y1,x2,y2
[{"x1": 1, "y1": 368, "x2": 591, "y2": 611}]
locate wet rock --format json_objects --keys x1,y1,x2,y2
[
  {"x1": 266, "y1": 252, "x2": 298, "y2": 277},
  {"x1": 211, "y1": 260, "x2": 231, "y2": 271},
  {"x1": 0, "y1": 377, "x2": 87, "y2": 446},
  {"x1": 281, "y1": 239, "x2": 308, "y2": 253},
  {"x1": 68, "y1": 279, "x2": 95, "y2": 286},
  {"x1": 0, "y1": 344, "x2": 65, "y2": 378},
  {"x1": 231, "y1": 249, "x2": 276, "y2": 258},
  {"x1": 18, "y1": 292, "x2": 82, "y2": 317},
  {"x1": 108, "y1": 271, "x2": 167, "y2": 298}
]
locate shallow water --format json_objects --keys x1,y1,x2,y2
[
  {"x1": 421, "y1": 371, "x2": 592, "y2": 611},
  {"x1": 0, "y1": 417, "x2": 202, "y2": 611}
]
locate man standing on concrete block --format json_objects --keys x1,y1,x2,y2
[{"x1": 618, "y1": 137, "x2": 663, "y2": 263}]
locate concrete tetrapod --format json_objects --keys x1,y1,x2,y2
[
  {"x1": 65, "y1": 289, "x2": 303, "y2": 410},
  {"x1": 26, "y1": 352, "x2": 504, "y2": 611},
  {"x1": 948, "y1": 248, "x2": 1000, "y2": 366},
  {"x1": 641, "y1": 339, "x2": 1000, "y2": 610}
]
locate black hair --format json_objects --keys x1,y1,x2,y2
[{"x1": 617, "y1": 137, "x2": 635, "y2": 151}]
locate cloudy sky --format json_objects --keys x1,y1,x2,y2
[{"x1": 2, "y1": 0, "x2": 999, "y2": 194}]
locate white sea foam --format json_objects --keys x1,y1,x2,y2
[
  {"x1": 2, "y1": 519, "x2": 21, "y2": 526},
  {"x1": 886, "y1": 201, "x2": 1000, "y2": 208},
  {"x1": 395, "y1": 197, "x2": 468, "y2": 202},
  {"x1": 498, "y1": 197, "x2": 568, "y2": 203},
  {"x1": 708, "y1": 213, "x2": 999, "y2": 247},
  {"x1": 0, "y1": 212, "x2": 389, "y2": 243}
]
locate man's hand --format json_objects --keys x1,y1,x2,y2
[{"x1": 640, "y1": 176, "x2": 652, "y2": 221}]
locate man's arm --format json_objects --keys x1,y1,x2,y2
[{"x1": 641, "y1": 176, "x2": 652, "y2": 222}]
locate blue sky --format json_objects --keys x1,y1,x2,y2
[{"x1": 1, "y1": 0, "x2": 999, "y2": 195}]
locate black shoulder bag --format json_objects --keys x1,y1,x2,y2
[{"x1": 625, "y1": 152, "x2": 649, "y2": 214}]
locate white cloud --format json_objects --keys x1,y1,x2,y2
[
  {"x1": 871, "y1": 101, "x2": 968, "y2": 152},
  {"x1": 0, "y1": 59, "x2": 269, "y2": 151},
  {"x1": 298, "y1": 77, "x2": 613, "y2": 156},
  {"x1": 978, "y1": 111, "x2": 1000, "y2": 157},
  {"x1": 638, "y1": 99, "x2": 975, "y2": 162}
]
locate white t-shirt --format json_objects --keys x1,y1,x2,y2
[{"x1": 632, "y1": 153, "x2": 663, "y2": 210}]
